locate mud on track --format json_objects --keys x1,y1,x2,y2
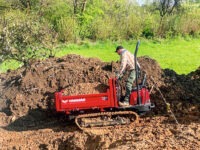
[{"x1": 0, "y1": 54, "x2": 199, "y2": 149}]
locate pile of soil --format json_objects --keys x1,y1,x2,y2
[
  {"x1": 63, "y1": 82, "x2": 108, "y2": 95},
  {"x1": 157, "y1": 68, "x2": 200, "y2": 123},
  {"x1": 0, "y1": 54, "x2": 199, "y2": 149}
]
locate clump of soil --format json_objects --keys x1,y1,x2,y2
[
  {"x1": 0, "y1": 54, "x2": 200, "y2": 149},
  {"x1": 63, "y1": 82, "x2": 108, "y2": 95},
  {"x1": 138, "y1": 56, "x2": 164, "y2": 86}
]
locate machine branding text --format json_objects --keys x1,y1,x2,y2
[{"x1": 62, "y1": 98, "x2": 86, "y2": 103}]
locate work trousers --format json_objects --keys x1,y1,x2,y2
[{"x1": 124, "y1": 70, "x2": 136, "y2": 102}]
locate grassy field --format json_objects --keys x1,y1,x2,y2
[{"x1": 1, "y1": 38, "x2": 200, "y2": 74}]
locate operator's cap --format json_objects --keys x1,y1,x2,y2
[{"x1": 115, "y1": 46, "x2": 124, "y2": 52}]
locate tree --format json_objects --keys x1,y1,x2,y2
[
  {"x1": 154, "y1": 0, "x2": 182, "y2": 18},
  {"x1": 151, "y1": 0, "x2": 183, "y2": 37},
  {"x1": 73, "y1": 0, "x2": 87, "y2": 15},
  {"x1": 0, "y1": 7, "x2": 56, "y2": 66}
]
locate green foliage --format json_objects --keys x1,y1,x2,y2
[
  {"x1": 153, "y1": 0, "x2": 182, "y2": 17},
  {"x1": 0, "y1": 10, "x2": 34, "y2": 64},
  {"x1": 41, "y1": 0, "x2": 76, "y2": 42},
  {"x1": 142, "y1": 13, "x2": 157, "y2": 38},
  {"x1": 0, "y1": 8, "x2": 56, "y2": 65},
  {"x1": 76, "y1": 0, "x2": 104, "y2": 39},
  {"x1": 8, "y1": 0, "x2": 40, "y2": 10},
  {"x1": 0, "y1": 59, "x2": 22, "y2": 73},
  {"x1": 1, "y1": 0, "x2": 200, "y2": 42},
  {"x1": 177, "y1": 5, "x2": 200, "y2": 36},
  {"x1": 90, "y1": 16, "x2": 114, "y2": 40}
]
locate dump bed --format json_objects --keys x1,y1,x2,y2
[{"x1": 55, "y1": 79, "x2": 117, "y2": 114}]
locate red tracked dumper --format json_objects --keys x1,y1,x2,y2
[{"x1": 55, "y1": 41, "x2": 154, "y2": 130}]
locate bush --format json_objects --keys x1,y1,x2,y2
[
  {"x1": 0, "y1": 9, "x2": 54, "y2": 65},
  {"x1": 90, "y1": 16, "x2": 114, "y2": 40},
  {"x1": 178, "y1": 11, "x2": 200, "y2": 36},
  {"x1": 41, "y1": 0, "x2": 76, "y2": 42},
  {"x1": 122, "y1": 13, "x2": 143, "y2": 39}
]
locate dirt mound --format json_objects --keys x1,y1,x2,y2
[
  {"x1": 0, "y1": 54, "x2": 200, "y2": 149},
  {"x1": 156, "y1": 67, "x2": 200, "y2": 123},
  {"x1": 138, "y1": 56, "x2": 164, "y2": 86}
]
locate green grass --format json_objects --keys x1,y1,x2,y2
[
  {"x1": 1, "y1": 38, "x2": 200, "y2": 74},
  {"x1": 0, "y1": 60, "x2": 22, "y2": 73}
]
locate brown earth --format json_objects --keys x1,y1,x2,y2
[
  {"x1": 0, "y1": 54, "x2": 199, "y2": 149},
  {"x1": 62, "y1": 82, "x2": 108, "y2": 95}
]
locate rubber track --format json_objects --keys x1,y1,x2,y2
[{"x1": 75, "y1": 111, "x2": 139, "y2": 131}]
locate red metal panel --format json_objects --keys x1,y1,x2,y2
[
  {"x1": 61, "y1": 93, "x2": 110, "y2": 109},
  {"x1": 130, "y1": 92, "x2": 137, "y2": 105},
  {"x1": 55, "y1": 92, "x2": 62, "y2": 111},
  {"x1": 108, "y1": 78, "x2": 116, "y2": 107},
  {"x1": 130, "y1": 88, "x2": 150, "y2": 105},
  {"x1": 112, "y1": 79, "x2": 119, "y2": 107}
]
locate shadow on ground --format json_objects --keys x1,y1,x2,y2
[{"x1": 3, "y1": 108, "x2": 79, "y2": 132}]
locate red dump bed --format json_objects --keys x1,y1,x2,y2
[{"x1": 55, "y1": 79, "x2": 117, "y2": 114}]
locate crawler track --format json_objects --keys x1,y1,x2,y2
[{"x1": 75, "y1": 111, "x2": 139, "y2": 131}]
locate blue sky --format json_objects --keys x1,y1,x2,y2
[{"x1": 136, "y1": 0, "x2": 153, "y2": 6}]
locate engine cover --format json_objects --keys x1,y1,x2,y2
[{"x1": 130, "y1": 87, "x2": 150, "y2": 105}]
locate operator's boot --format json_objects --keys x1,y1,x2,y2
[{"x1": 119, "y1": 101, "x2": 130, "y2": 107}]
